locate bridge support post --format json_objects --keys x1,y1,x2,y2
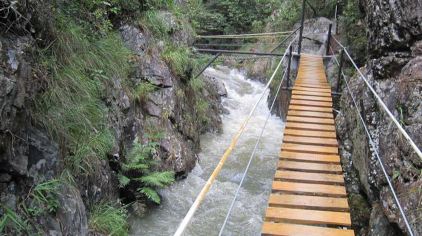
[
  {"x1": 326, "y1": 23, "x2": 332, "y2": 55},
  {"x1": 287, "y1": 45, "x2": 293, "y2": 88},
  {"x1": 336, "y1": 49, "x2": 344, "y2": 93},
  {"x1": 298, "y1": 0, "x2": 306, "y2": 55}
]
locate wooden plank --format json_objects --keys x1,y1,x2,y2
[
  {"x1": 293, "y1": 86, "x2": 331, "y2": 93},
  {"x1": 262, "y1": 222, "x2": 355, "y2": 236},
  {"x1": 292, "y1": 90, "x2": 332, "y2": 97},
  {"x1": 294, "y1": 83, "x2": 330, "y2": 89},
  {"x1": 278, "y1": 160, "x2": 343, "y2": 173},
  {"x1": 281, "y1": 143, "x2": 339, "y2": 154},
  {"x1": 287, "y1": 110, "x2": 333, "y2": 118},
  {"x1": 290, "y1": 100, "x2": 332, "y2": 108},
  {"x1": 284, "y1": 129, "x2": 336, "y2": 138},
  {"x1": 272, "y1": 181, "x2": 347, "y2": 197},
  {"x1": 279, "y1": 151, "x2": 340, "y2": 163},
  {"x1": 289, "y1": 105, "x2": 332, "y2": 113},
  {"x1": 283, "y1": 135, "x2": 337, "y2": 146},
  {"x1": 286, "y1": 116, "x2": 334, "y2": 125},
  {"x1": 291, "y1": 95, "x2": 333, "y2": 102},
  {"x1": 286, "y1": 122, "x2": 335, "y2": 131},
  {"x1": 274, "y1": 170, "x2": 344, "y2": 185},
  {"x1": 268, "y1": 194, "x2": 349, "y2": 211},
  {"x1": 265, "y1": 207, "x2": 352, "y2": 226}
]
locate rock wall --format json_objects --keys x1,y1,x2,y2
[
  {"x1": 335, "y1": 0, "x2": 422, "y2": 235},
  {"x1": 0, "y1": 2, "x2": 223, "y2": 235}
]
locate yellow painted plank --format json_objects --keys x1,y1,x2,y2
[
  {"x1": 278, "y1": 160, "x2": 343, "y2": 173},
  {"x1": 283, "y1": 129, "x2": 337, "y2": 138},
  {"x1": 262, "y1": 222, "x2": 355, "y2": 236},
  {"x1": 281, "y1": 143, "x2": 339, "y2": 154},
  {"x1": 265, "y1": 207, "x2": 352, "y2": 226},
  {"x1": 289, "y1": 105, "x2": 332, "y2": 113},
  {"x1": 286, "y1": 122, "x2": 335, "y2": 131},
  {"x1": 287, "y1": 110, "x2": 333, "y2": 118},
  {"x1": 274, "y1": 170, "x2": 344, "y2": 184},
  {"x1": 283, "y1": 135, "x2": 337, "y2": 146},
  {"x1": 268, "y1": 194, "x2": 349, "y2": 211},
  {"x1": 286, "y1": 116, "x2": 334, "y2": 125},
  {"x1": 279, "y1": 151, "x2": 340, "y2": 163},
  {"x1": 290, "y1": 100, "x2": 332, "y2": 108}
]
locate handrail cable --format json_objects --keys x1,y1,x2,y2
[
  {"x1": 270, "y1": 26, "x2": 301, "y2": 53},
  {"x1": 196, "y1": 31, "x2": 293, "y2": 39},
  {"x1": 218, "y1": 66, "x2": 288, "y2": 236},
  {"x1": 194, "y1": 43, "x2": 280, "y2": 47},
  {"x1": 331, "y1": 53, "x2": 415, "y2": 236},
  {"x1": 173, "y1": 38, "x2": 296, "y2": 236},
  {"x1": 331, "y1": 36, "x2": 422, "y2": 160}
]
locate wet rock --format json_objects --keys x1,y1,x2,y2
[
  {"x1": 56, "y1": 185, "x2": 88, "y2": 236},
  {"x1": 0, "y1": 173, "x2": 11, "y2": 182},
  {"x1": 27, "y1": 128, "x2": 60, "y2": 182},
  {"x1": 361, "y1": 0, "x2": 422, "y2": 56}
]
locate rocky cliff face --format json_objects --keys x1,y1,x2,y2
[
  {"x1": 335, "y1": 0, "x2": 422, "y2": 235},
  {"x1": 0, "y1": 1, "x2": 223, "y2": 235}
]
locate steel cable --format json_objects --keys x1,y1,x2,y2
[
  {"x1": 330, "y1": 53, "x2": 415, "y2": 236},
  {"x1": 173, "y1": 37, "x2": 297, "y2": 236},
  {"x1": 218, "y1": 66, "x2": 288, "y2": 236}
]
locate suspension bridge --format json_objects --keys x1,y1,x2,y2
[{"x1": 171, "y1": 1, "x2": 421, "y2": 235}]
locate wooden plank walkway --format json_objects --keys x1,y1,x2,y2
[{"x1": 262, "y1": 54, "x2": 355, "y2": 236}]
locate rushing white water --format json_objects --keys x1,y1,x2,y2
[{"x1": 130, "y1": 66, "x2": 284, "y2": 236}]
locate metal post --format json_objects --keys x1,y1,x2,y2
[
  {"x1": 336, "y1": 49, "x2": 344, "y2": 93},
  {"x1": 335, "y1": 1, "x2": 339, "y2": 34},
  {"x1": 326, "y1": 23, "x2": 332, "y2": 55},
  {"x1": 286, "y1": 45, "x2": 293, "y2": 88},
  {"x1": 298, "y1": 0, "x2": 306, "y2": 55}
]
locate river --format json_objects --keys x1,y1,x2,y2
[{"x1": 130, "y1": 66, "x2": 284, "y2": 236}]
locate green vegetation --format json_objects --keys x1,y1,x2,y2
[
  {"x1": 1, "y1": 179, "x2": 61, "y2": 234},
  {"x1": 134, "y1": 82, "x2": 158, "y2": 101},
  {"x1": 340, "y1": 0, "x2": 367, "y2": 64},
  {"x1": 119, "y1": 138, "x2": 175, "y2": 204},
  {"x1": 89, "y1": 203, "x2": 128, "y2": 236},
  {"x1": 162, "y1": 46, "x2": 194, "y2": 78},
  {"x1": 34, "y1": 17, "x2": 130, "y2": 174},
  {"x1": 0, "y1": 206, "x2": 29, "y2": 234}
]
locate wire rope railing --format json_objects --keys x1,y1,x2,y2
[
  {"x1": 329, "y1": 45, "x2": 417, "y2": 236},
  {"x1": 218, "y1": 63, "x2": 289, "y2": 236},
  {"x1": 174, "y1": 37, "x2": 297, "y2": 236}
]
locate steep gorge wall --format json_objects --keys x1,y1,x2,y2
[
  {"x1": 336, "y1": 0, "x2": 422, "y2": 235},
  {"x1": 0, "y1": 1, "x2": 223, "y2": 235}
]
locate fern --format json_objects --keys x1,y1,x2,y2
[
  {"x1": 118, "y1": 174, "x2": 130, "y2": 188},
  {"x1": 118, "y1": 137, "x2": 175, "y2": 204},
  {"x1": 138, "y1": 171, "x2": 174, "y2": 188},
  {"x1": 138, "y1": 187, "x2": 161, "y2": 204}
]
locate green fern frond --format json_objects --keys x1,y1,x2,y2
[
  {"x1": 137, "y1": 171, "x2": 175, "y2": 188},
  {"x1": 138, "y1": 187, "x2": 161, "y2": 204},
  {"x1": 122, "y1": 163, "x2": 149, "y2": 172},
  {"x1": 118, "y1": 174, "x2": 130, "y2": 187}
]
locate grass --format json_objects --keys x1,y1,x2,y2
[
  {"x1": 141, "y1": 10, "x2": 171, "y2": 39},
  {"x1": 34, "y1": 17, "x2": 131, "y2": 174},
  {"x1": 89, "y1": 203, "x2": 128, "y2": 236},
  {"x1": 0, "y1": 206, "x2": 29, "y2": 234},
  {"x1": 134, "y1": 82, "x2": 158, "y2": 101},
  {"x1": 162, "y1": 45, "x2": 193, "y2": 78},
  {"x1": 195, "y1": 99, "x2": 210, "y2": 125}
]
